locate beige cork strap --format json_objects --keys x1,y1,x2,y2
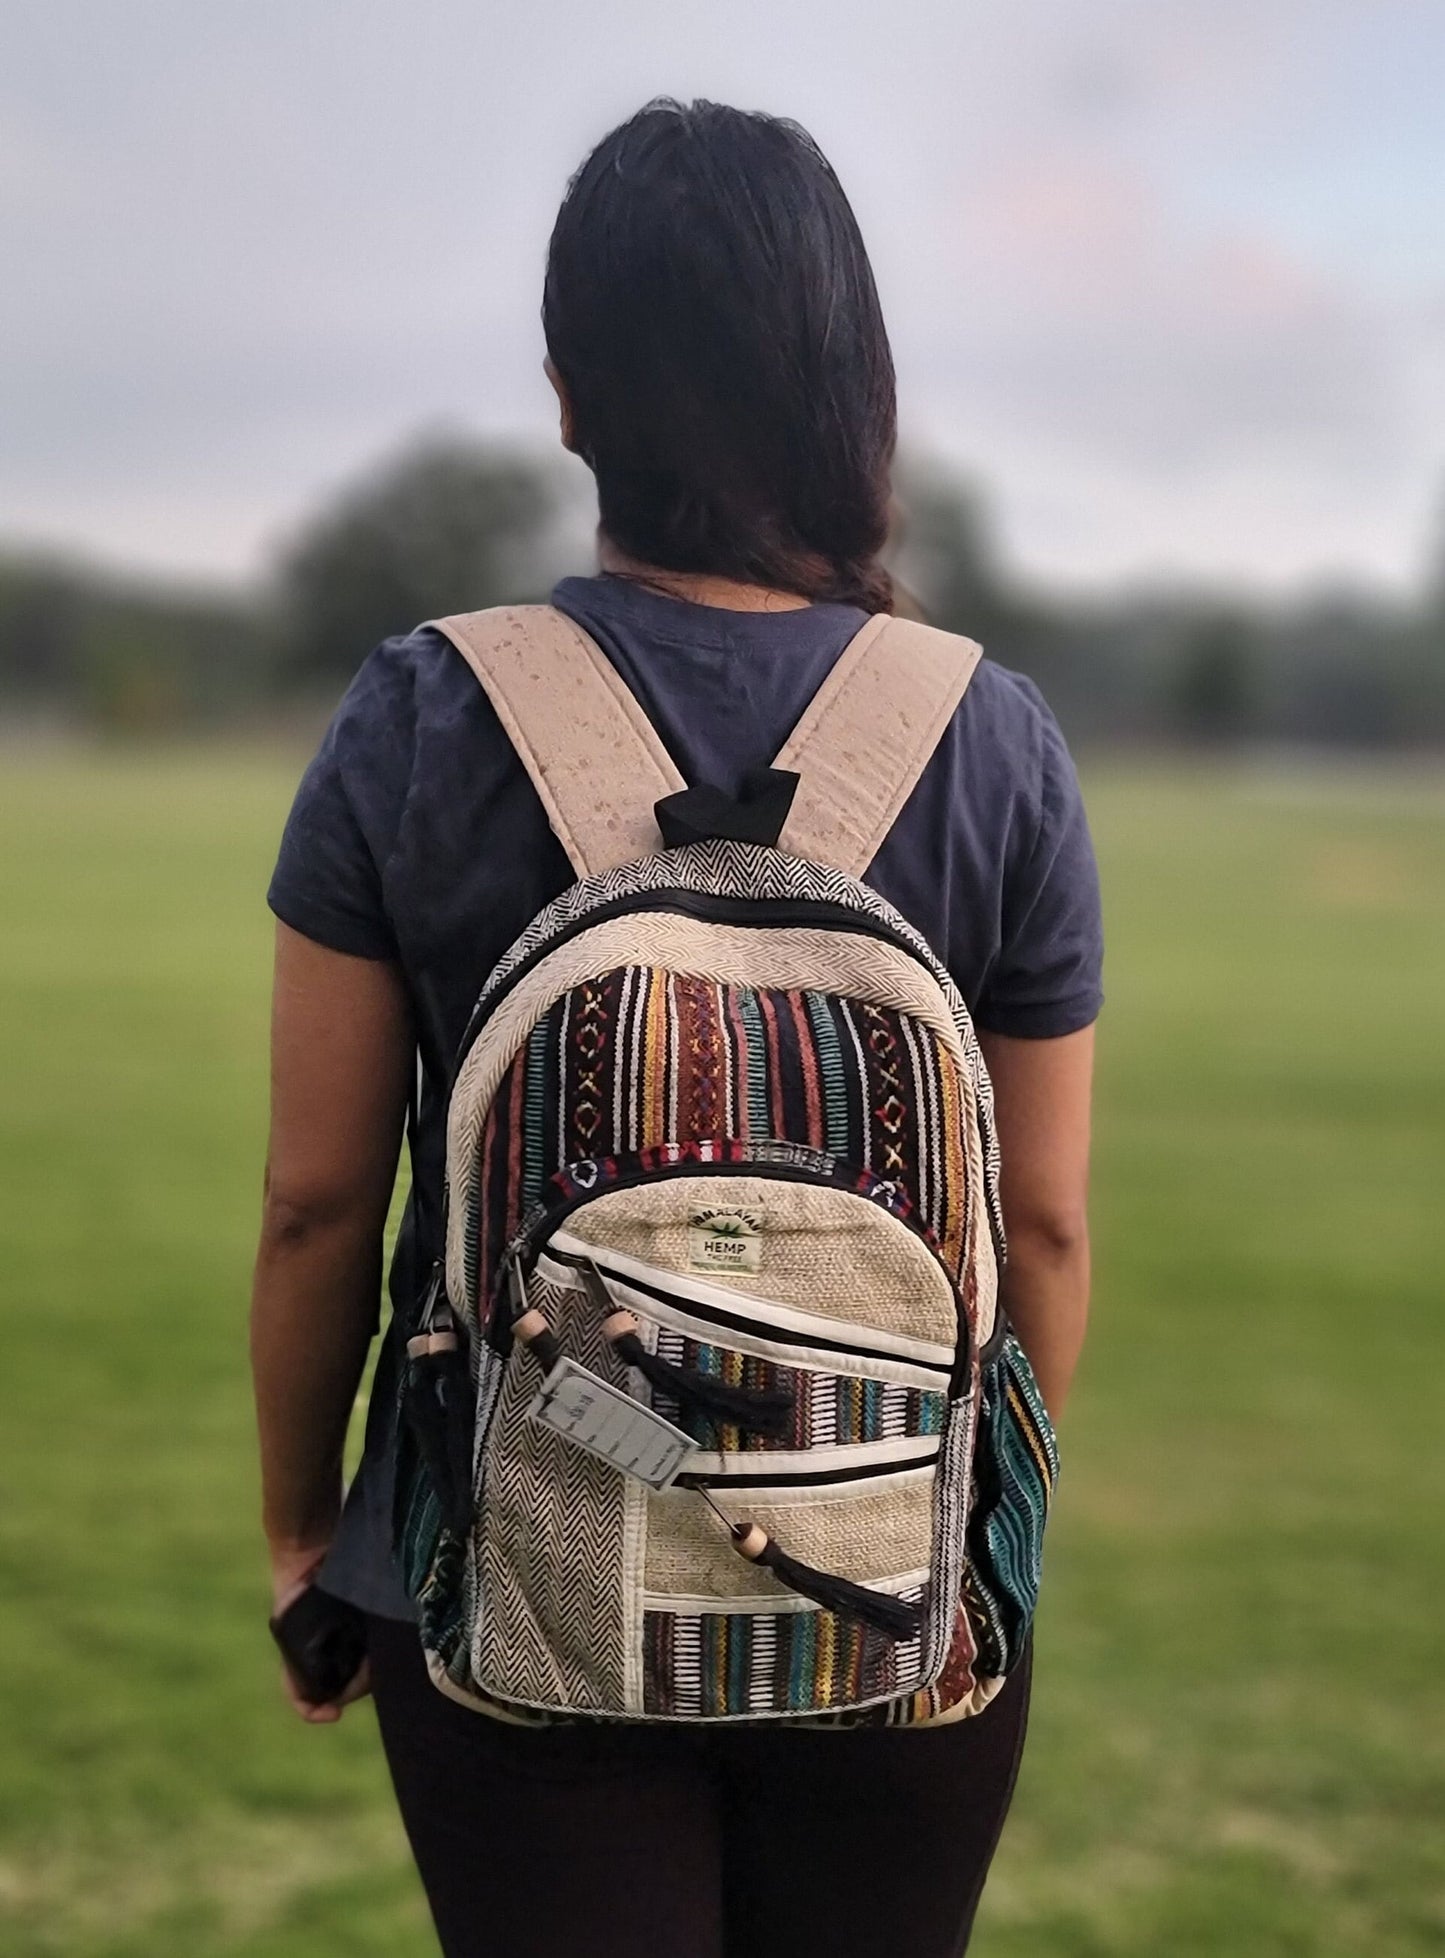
[
  {"x1": 774, "y1": 614, "x2": 983, "y2": 877},
  {"x1": 429, "y1": 605, "x2": 685, "y2": 879}
]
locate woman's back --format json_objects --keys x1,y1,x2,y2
[
  {"x1": 269, "y1": 569, "x2": 1101, "y2": 1622},
  {"x1": 252, "y1": 96, "x2": 1101, "y2": 1958}
]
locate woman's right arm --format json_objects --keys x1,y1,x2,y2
[{"x1": 250, "y1": 922, "x2": 412, "y2": 1715}]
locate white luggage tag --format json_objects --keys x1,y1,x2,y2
[{"x1": 526, "y1": 1356, "x2": 695, "y2": 1491}]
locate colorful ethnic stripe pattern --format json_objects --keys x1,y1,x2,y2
[
  {"x1": 642, "y1": 1587, "x2": 929, "y2": 1718},
  {"x1": 454, "y1": 838, "x2": 1006, "y2": 1280},
  {"x1": 964, "y1": 1332, "x2": 1059, "y2": 1677},
  {"x1": 650, "y1": 1328, "x2": 946, "y2": 1452},
  {"x1": 468, "y1": 967, "x2": 973, "y2": 1331}
]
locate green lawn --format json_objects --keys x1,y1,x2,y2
[{"x1": 1, "y1": 749, "x2": 1442, "y2": 1956}]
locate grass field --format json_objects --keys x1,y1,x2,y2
[{"x1": 2, "y1": 748, "x2": 1443, "y2": 1957}]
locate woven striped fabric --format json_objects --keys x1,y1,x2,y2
[
  {"x1": 643, "y1": 1586, "x2": 929, "y2": 1718},
  {"x1": 649, "y1": 1329, "x2": 947, "y2": 1451},
  {"x1": 964, "y1": 1331, "x2": 1059, "y2": 1678},
  {"x1": 467, "y1": 967, "x2": 974, "y2": 1333},
  {"x1": 445, "y1": 838, "x2": 1005, "y2": 1302}
]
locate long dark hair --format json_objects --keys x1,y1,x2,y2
[{"x1": 543, "y1": 100, "x2": 896, "y2": 613}]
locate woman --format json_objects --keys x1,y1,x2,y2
[{"x1": 253, "y1": 99, "x2": 1100, "y2": 1958}]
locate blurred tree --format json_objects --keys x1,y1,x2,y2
[
  {"x1": 1422, "y1": 486, "x2": 1445, "y2": 708},
  {"x1": 1172, "y1": 610, "x2": 1260, "y2": 744},
  {"x1": 0, "y1": 560, "x2": 85, "y2": 699},
  {"x1": 889, "y1": 462, "x2": 1009, "y2": 640},
  {"x1": 1274, "y1": 594, "x2": 1430, "y2": 748},
  {"x1": 0, "y1": 555, "x2": 265, "y2": 731},
  {"x1": 272, "y1": 437, "x2": 557, "y2": 683},
  {"x1": 4, "y1": 442, "x2": 1443, "y2": 747}
]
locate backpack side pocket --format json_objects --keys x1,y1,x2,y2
[{"x1": 965, "y1": 1328, "x2": 1059, "y2": 1678}]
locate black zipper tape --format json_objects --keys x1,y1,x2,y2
[
  {"x1": 491, "y1": 1152, "x2": 976, "y2": 1394},
  {"x1": 541, "y1": 1243, "x2": 955, "y2": 1380},
  {"x1": 675, "y1": 1452, "x2": 941, "y2": 1492}
]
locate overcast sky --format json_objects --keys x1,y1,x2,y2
[{"x1": 4, "y1": 0, "x2": 1443, "y2": 594}]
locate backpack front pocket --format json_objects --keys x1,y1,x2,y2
[
  {"x1": 465, "y1": 1171, "x2": 983, "y2": 1722},
  {"x1": 501, "y1": 1229, "x2": 970, "y2": 1719},
  {"x1": 537, "y1": 1229, "x2": 956, "y2": 1474},
  {"x1": 640, "y1": 1467, "x2": 937, "y2": 1716}
]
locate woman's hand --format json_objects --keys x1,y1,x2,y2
[{"x1": 269, "y1": 1543, "x2": 373, "y2": 1725}]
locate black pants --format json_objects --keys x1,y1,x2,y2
[{"x1": 367, "y1": 1614, "x2": 1031, "y2": 1958}]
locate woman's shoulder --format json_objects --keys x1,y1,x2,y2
[
  {"x1": 940, "y1": 651, "x2": 1082, "y2": 818},
  {"x1": 285, "y1": 623, "x2": 518, "y2": 866},
  {"x1": 335, "y1": 621, "x2": 475, "y2": 719},
  {"x1": 959, "y1": 654, "x2": 1060, "y2": 740},
  {"x1": 321, "y1": 622, "x2": 514, "y2": 778}
]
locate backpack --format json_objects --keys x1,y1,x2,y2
[{"x1": 394, "y1": 603, "x2": 1058, "y2": 1726}]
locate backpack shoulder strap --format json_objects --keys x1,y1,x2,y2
[
  {"x1": 429, "y1": 604, "x2": 685, "y2": 879},
  {"x1": 773, "y1": 614, "x2": 983, "y2": 878}
]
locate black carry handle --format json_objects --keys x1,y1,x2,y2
[{"x1": 655, "y1": 766, "x2": 799, "y2": 850}]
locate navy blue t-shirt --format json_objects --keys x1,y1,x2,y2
[{"x1": 268, "y1": 573, "x2": 1103, "y2": 1618}]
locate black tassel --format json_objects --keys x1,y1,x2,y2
[
  {"x1": 608, "y1": 1328, "x2": 795, "y2": 1439},
  {"x1": 732, "y1": 1521, "x2": 923, "y2": 1640},
  {"x1": 580, "y1": 1261, "x2": 796, "y2": 1439},
  {"x1": 402, "y1": 1335, "x2": 474, "y2": 1537}
]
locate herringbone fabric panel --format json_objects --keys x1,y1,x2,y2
[{"x1": 474, "y1": 1277, "x2": 635, "y2": 1714}]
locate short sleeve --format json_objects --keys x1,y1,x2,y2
[
  {"x1": 266, "y1": 637, "x2": 418, "y2": 961},
  {"x1": 973, "y1": 685, "x2": 1103, "y2": 1039}
]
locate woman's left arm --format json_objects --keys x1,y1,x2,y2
[
  {"x1": 976, "y1": 1024, "x2": 1095, "y2": 1421},
  {"x1": 250, "y1": 923, "x2": 413, "y2": 1688}
]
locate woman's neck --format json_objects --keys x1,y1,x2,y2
[{"x1": 597, "y1": 540, "x2": 813, "y2": 613}]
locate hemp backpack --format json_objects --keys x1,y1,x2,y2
[{"x1": 395, "y1": 604, "x2": 1058, "y2": 1726}]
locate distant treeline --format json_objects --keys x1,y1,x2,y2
[{"x1": 3, "y1": 435, "x2": 1443, "y2": 749}]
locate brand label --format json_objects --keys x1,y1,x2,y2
[
  {"x1": 527, "y1": 1358, "x2": 694, "y2": 1490},
  {"x1": 687, "y1": 1205, "x2": 764, "y2": 1275}
]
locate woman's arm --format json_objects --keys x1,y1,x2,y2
[
  {"x1": 250, "y1": 924, "x2": 412, "y2": 1707},
  {"x1": 976, "y1": 1024, "x2": 1095, "y2": 1421}
]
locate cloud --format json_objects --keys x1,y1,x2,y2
[
  {"x1": 916, "y1": 150, "x2": 1411, "y2": 475},
  {"x1": 0, "y1": 0, "x2": 1440, "y2": 589}
]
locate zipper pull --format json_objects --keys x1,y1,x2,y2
[
  {"x1": 583, "y1": 1258, "x2": 793, "y2": 1439},
  {"x1": 505, "y1": 1261, "x2": 564, "y2": 1375},
  {"x1": 417, "y1": 1259, "x2": 446, "y2": 1332},
  {"x1": 506, "y1": 1256, "x2": 528, "y2": 1321}
]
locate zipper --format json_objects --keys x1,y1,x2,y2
[
  {"x1": 675, "y1": 1449, "x2": 941, "y2": 1491},
  {"x1": 489, "y1": 1150, "x2": 975, "y2": 1391},
  {"x1": 536, "y1": 1238, "x2": 955, "y2": 1381},
  {"x1": 415, "y1": 1259, "x2": 447, "y2": 1332}
]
